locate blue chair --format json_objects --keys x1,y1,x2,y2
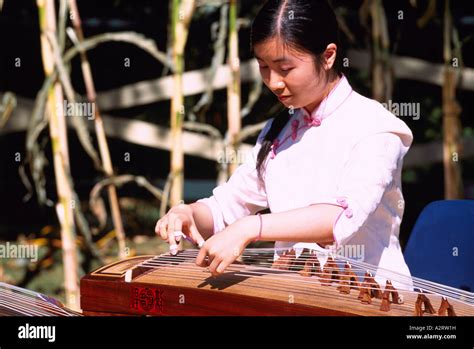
[{"x1": 404, "y1": 200, "x2": 474, "y2": 292}]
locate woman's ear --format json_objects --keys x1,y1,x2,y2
[{"x1": 323, "y1": 43, "x2": 337, "y2": 71}]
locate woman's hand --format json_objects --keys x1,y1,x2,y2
[
  {"x1": 195, "y1": 215, "x2": 258, "y2": 276},
  {"x1": 155, "y1": 204, "x2": 205, "y2": 255}
]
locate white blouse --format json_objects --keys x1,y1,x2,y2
[{"x1": 198, "y1": 75, "x2": 414, "y2": 290}]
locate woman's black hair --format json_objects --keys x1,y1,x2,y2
[{"x1": 251, "y1": 0, "x2": 343, "y2": 182}]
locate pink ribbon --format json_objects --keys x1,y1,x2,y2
[
  {"x1": 336, "y1": 197, "x2": 353, "y2": 218},
  {"x1": 304, "y1": 115, "x2": 322, "y2": 127},
  {"x1": 291, "y1": 119, "x2": 300, "y2": 140},
  {"x1": 270, "y1": 138, "x2": 280, "y2": 159}
]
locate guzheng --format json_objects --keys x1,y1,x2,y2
[
  {"x1": 0, "y1": 282, "x2": 81, "y2": 316},
  {"x1": 80, "y1": 248, "x2": 474, "y2": 316}
]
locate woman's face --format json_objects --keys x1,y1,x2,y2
[{"x1": 253, "y1": 37, "x2": 336, "y2": 111}]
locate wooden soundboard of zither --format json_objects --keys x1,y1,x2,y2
[{"x1": 80, "y1": 254, "x2": 474, "y2": 316}]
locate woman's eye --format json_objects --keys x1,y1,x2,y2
[{"x1": 281, "y1": 67, "x2": 294, "y2": 72}]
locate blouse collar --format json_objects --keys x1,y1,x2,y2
[
  {"x1": 270, "y1": 75, "x2": 353, "y2": 159},
  {"x1": 298, "y1": 74, "x2": 353, "y2": 125}
]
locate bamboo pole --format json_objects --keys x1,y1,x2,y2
[
  {"x1": 227, "y1": 0, "x2": 241, "y2": 176},
  {"x1": 169, "y1": 0, "x2": 195, "y2": 207},
  {"x1": 369, "y1": 0, "x2": 391, "y2": 102},
  {"x1": 68, "y1": 0, "x2": 127, "y2": 259},
  {"x1": 37, "y1": 0, "x2": 79, "y2": 310},
  {"x1": 170, "y1": 0, "x2": 184, "y2": 207},
  {"x1": 442, "y1": 0, "x2": 463, "y2": 199}
]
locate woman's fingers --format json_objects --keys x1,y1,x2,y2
[
  {"x1": 154, "y1": 219, "x2": 161, "y2": 236},
  {"x1": 196, "y1": 252, "x2": 229, "y2": 276},
  {"x1": 196, "y1": 245, "x2": 208, "y2": 267},
  {"x1": 216, "y1": 260, "x2": 230, "y2": 275},
  {"x1": 189, "y1": 224, "x2": 205, "y2": 248},
  {"x1": 208, "y1": 257, "x2": 222, "y2": 277},
  {"x1": 156, "y1": 207, "x2": 206, "y2": 257},
  {"x1": 156, "y1": 219, "x2": 168, "y2": 241},
  {"x1": 168, "y1": 217, "x2": 183, "y2": 255}
]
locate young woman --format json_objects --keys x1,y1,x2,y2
[{"x1": 155, "y1": 0, "x2": 414, "y2": 289}]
